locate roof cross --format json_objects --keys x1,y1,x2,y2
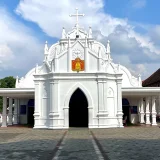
[{"x1": 69, "y1": 8, "x2": 85, "y2": 28}]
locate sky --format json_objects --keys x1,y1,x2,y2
[{"x1": 0, "y1": 0, "x2": 160, "y2": 80}]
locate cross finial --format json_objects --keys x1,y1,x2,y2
[{"x1": 69, "y1": 8, "x2": 85, "y2": 29}]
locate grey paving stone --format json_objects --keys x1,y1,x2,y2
[{"x1": 1, "y1": 127, "x2": 160, "y2": 160}]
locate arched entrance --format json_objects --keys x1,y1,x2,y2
[{"x1": 69, "y1": 88, "x2": 88, "y2": 127}]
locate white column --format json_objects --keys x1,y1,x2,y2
[
  {"x1": 151, "y1": 96, "x2": 157, "y2": 126},
  {"x1": 97, "y1": 80, "x2": 105, "y2": 126},
  {"x1": 13, "y1": 99, "x2": 18, "y2": 124},
  {"x1": 34, "y1": 82, "x2": 40, "y2": 128},
  {"x1": 145, "y1": 97, "x2": 151, "y2": 125},
  {"x1": 116, "y1": 80, "x2": 123, "y2": 127},
  {"x1": 139, "y1": 98, "x2": 145, "y2": 124},
  {"x1": 34, "y1": 82, "x2": 40, "y2": 115},
  {"x1": 50, "y1": 81, "x2": 58, "y2": 113},
  {"x1": 1, "y1": 97, "x2": 7, "y2": 127},
  {"x1": 8, "y1": 98, "x2": 13, "y2": 125},
  {"x1": 97, "y1": 80, "x2": 104, "y2": 112}
]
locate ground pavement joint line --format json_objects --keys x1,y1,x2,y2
[
  {"x1": 52, "y1": 130, "x2": 68, "y2": 160},
  {"x1": 90, "y1": 130, "x2": 110, "y2": 160}
]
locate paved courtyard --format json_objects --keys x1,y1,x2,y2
[{"x1": 0, "y1": 127, "x2": 160, "y2": 159}]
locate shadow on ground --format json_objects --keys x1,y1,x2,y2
[{"x1": 0, "y1": 139, "x2": 58, "y2": 160}]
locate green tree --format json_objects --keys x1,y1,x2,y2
[{"x1": 0, "y1": 76, "x2": 16, "y2": 112}]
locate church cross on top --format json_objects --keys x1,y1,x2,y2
[{"x1": 69, "y1": 8, "x2": 85, "y2": 29}]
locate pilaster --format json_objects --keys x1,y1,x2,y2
[
  {"x1": 49, "y1": 81, "x2": 59, "y2": 127},
  {"x1": 34, "y1": 82, "x2": 40, "y2": 122},
  {"x1": 97, "y1": 80, "x2": 108, "y2": 118},
  {"x1": 116, "y1": 80, "x2": 123, "y2": 127}
]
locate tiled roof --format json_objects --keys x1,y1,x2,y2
[{"x1": 142, "y1": 68, "x2": 160, "y2": 87}]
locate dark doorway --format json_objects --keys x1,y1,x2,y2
[
  {"x1": 28, "y1": 107, "x2": 34, "y2": 126},
  {"x1": 69, "y1": 88, "x2": 88, "y2": 127},
  {"x1": 122, "y1": 106, "x2": 130, "y2": 123},
  {"x1": 122, "y1": 98, "x2": 130, "y2": 124}
]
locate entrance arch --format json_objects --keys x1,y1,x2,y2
[
  {"x1": 69, "y1": 88, "x2": 88, "y2": 127},
  {"x1": 64, "y1": 83, "x2": 93, "y2": 128}
]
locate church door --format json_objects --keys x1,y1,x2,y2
[{"x1": 69, "y1": 88, "x2": 88, "y2": 127}]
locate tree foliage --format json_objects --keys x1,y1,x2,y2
[{"x1": 0, "y1": 76, "x2": 16, "y2": 112}]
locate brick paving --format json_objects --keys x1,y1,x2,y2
[
  {"x1": 92, "y1": 127, "x2": 160, "y2": 160},
  {"x1": 0, "y1": 127, "x2": 160, "y2": 159},
  {"x1": 0, "y1": 128, "x2": 66, "y2": 160},
  {"x1": 57, "y1": 128, "x2": 99, "y2": 160}
]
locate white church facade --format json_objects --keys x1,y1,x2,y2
[{"x1": 1, "y1": 9, "x2": 160, "y2": 129}]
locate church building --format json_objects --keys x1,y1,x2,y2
[{"x1": 1, "y1": 9, "x2": 160, "y2": 129}]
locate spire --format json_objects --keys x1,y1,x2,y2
[
  {"x1": 44, "y1": 41, "x2": 48, "y2": 61},
  {"x1": 88, "y1": 27, "x2": 92, "y2": 38},
  {"x1": 15, "y1": 76, "x2": 19, "y2": 88},
  {"x1": 35, "y1": 63, "x2": 38, "y2": 73},
  {"x1": 138, "y1": 74, "x2": 142, "y2": 87},
  {"x1": 106, "y1": 40, "x2": 110, "y2": 54},
  {"x1": 106, "y1": 40, "x2": 112, "y2": 61},
  {"x1": 62, "y1": 27, "x2": 66, "y2": 39},
  {"x1": 44, "y1": 41, "x2": 48, "y2": 55}
]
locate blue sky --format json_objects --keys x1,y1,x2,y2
[{"x1": 0, "y1": 0, "x2": 160, "y2": 80}]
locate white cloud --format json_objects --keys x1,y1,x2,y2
[
  {"x1": 15, "y1": 0, "x2": 160, "y2": 79},
  {"x1": 0, "y1": 8, "x2": 43, "y2": 77},
  {"x1": 131, "y1": 0, "x2": 146, "y2": 9}
]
